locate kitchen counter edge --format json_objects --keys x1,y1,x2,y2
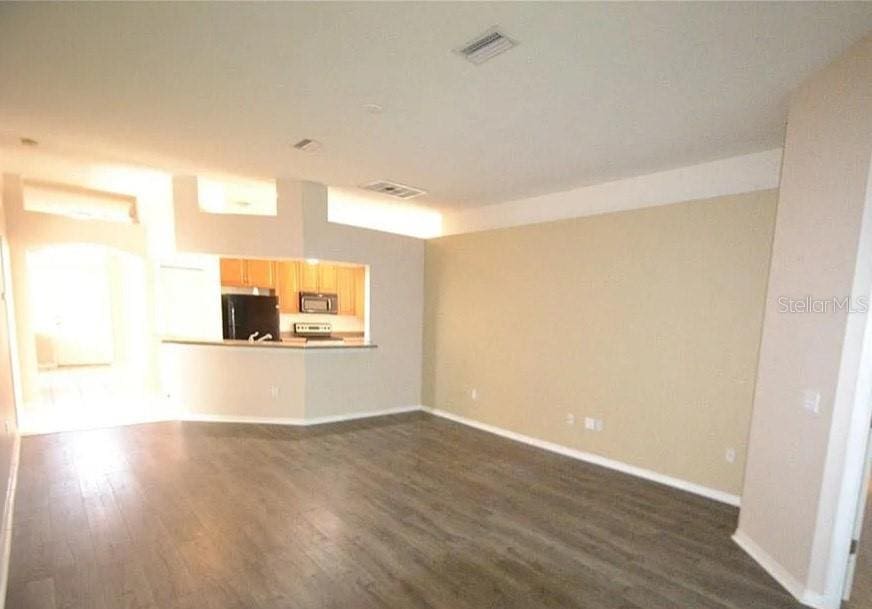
[{"x1": 160, "y1": 337, "x2": 377, "y2": 350}]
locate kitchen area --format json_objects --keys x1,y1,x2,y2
[
  {"x1": 156, "y1": 177, "x2": 421, "y2": 425},
  {"x1": 164, "y1": 256, "x2": 373, "y2": 350}
]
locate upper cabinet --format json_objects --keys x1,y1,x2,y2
[
  {"x1": 300, "y1": 263, "x2": 320, "y2": 292},
  {"x1": 354, "y1": 266, "x2": 365, "y2": 319},
  {"x1": 221, "y1": 257, "x2": 365, "y2": 319},
  {"x1": 219, "y1": 258, "x2": 275, "y2": 289},
  {"x1": 219, "y1": 258, "x2": 246, "y2": 287},
  {"x1": 318, "y1": 264, "x2": 338, "y2": 293},
  {"x1": 246, "y1": 259, "x2": 275, "y2": 289},
  {"x1": 336, "y1": 266, "x2": 366, "y2": 317},
  {"x1": 336, "y1": 266, "x2": 356, "y2": 315},
  {"x1": 275, "y1": 261, "x2": 301, "y2": 313}
]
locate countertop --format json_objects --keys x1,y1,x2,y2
[{"x1": 161, "y1": 337, "x2": 377, "y2": 350}]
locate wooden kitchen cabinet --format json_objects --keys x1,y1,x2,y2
[
  {"x1": 336, "y1": 266, "x2": 356, "y2": 315},
  {"x1": 318, "y1": 264, "x2": 338, "y2": 293},
  {"x1": 300, "y1": 262, "x2": 320, "y2": 292},
  {"x1": 276, "y1": 261, "x2": 301, "y2": 313},
  {"x1": 219, "y1": 258, "x2": 246, "y2": 287},
  {"x1": 245, "y1": 259, "x2": 275, "y2": 289},
  {"x1": 354, "y1": 266, "x2": 365, "y2": 319},
  {"x1": 220, "y1": 258, "x2": 275, "y2": 289},
  {"x1": 221, "y1": 258, "x2": 366, "y2": 319}
]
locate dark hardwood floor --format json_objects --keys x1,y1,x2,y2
[
  {"x1": 848, "y1": 484, "x2": 872, "y2": 609},
  {"x1": 6, "y1": 412, "x2": 803, "y2": 609}
]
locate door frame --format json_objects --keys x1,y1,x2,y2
[{"x1": 843, "y1": 423, "x2": 872, "y2": 600}]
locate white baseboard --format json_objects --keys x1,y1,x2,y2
[
  {"x1": 423, "y1": 407, "x2": 741, "y2": 507},
  {"x1": 0, "y1": 433, "x2": 21, "y2": 609},
  {"x1": 732, "y1": 530, "x2": 830, "y2": 609},
  {"x1": 182, "y1": 405, "x2": 423, "y2": 427}
]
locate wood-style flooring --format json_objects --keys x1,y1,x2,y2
[
  {"x1": 6, "y1": 412, "x2": 804, "y2": 609},
  {"x1": 848, "y1": 482, "x2": 872, "y2": 609}
]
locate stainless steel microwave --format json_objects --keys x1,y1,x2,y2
[{"x1": 300, "y1": 292, "x2": 338, "y2": 314}]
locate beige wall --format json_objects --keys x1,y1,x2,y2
[
  {"x1": 164, "y1": 179, "x2": 424, "y2": 420},
  {"x1": 0, "y1": 188, "x2": 20, "y2": 596},
  {"x1": 159, "y1": 343, "x2": 306, "y2": 420},
  {"x1": 1, "y1": 174, "x2": 157, "y2": 405},
  {"x1": 301, "y1": 182, "x2": 424, "y2": 418},
  {"x1": 737, "y1": 35, "x2": 872, "y2": 606},
  {"x1": 173, "y1": 176, "x2": 304, "y2": 259},
  {"x1": 424, "y1": 190, "x2": 777, "y2": 496}
]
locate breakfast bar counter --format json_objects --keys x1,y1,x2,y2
[{"x1": 161, "y1": 337, "x2": 377, "y2": 350}]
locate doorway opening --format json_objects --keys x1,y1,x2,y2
[{"x1": 22, "y1": 244, "x2": 162, "y2": 433}]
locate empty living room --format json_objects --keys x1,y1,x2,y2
[{"x1": 1, "y1": 2, "x2": 872, "y2": 608}]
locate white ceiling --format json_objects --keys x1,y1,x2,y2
[{"x1": 1, "y1": 2, "x2": 870, "y2": 211}]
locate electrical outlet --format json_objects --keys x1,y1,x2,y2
[
  {"x1": 566, "y1": 413, "x2": 575, "y2": 426},
  {"x1": 270, "y1": 386, "x2": 280, "y2": 399},
  {"x1": 470, "y1": 388, "x2": 478, "y2": 401},
  {"x1": 725, "y1": 448, "x2": 737, "y2": 464},
  {"x1": 585, "y1": 417, "x2": 604, "y2": 432}
]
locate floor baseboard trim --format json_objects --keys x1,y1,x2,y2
[
  {"x1": 732, "y1": 530, "x2": 828, "y2": 609},
  {"x1": 424, "y1": 407, "x2": 741, "y2": 507},
  {"x1": 182, "y1": 405, "x2": 423, "y2": 427},
  {"x1": 0, "y1": 432, "x2": 21, "y2": 609}
]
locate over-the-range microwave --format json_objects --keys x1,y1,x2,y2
[{"x1": 300, "y1": 292, "x2": 338, "y2": 314}]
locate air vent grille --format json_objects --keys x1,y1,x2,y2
[
  {"x1": 362, "y1": 180, "x2": 427, "y2": 200},
  {"x1": 293, "y1": 138, "x2": 323, "y2": 153},
  {"x1": 456, "y1": 27, "x2": 517, "y2": 65}
]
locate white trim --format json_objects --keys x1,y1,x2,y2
[
  {"x1": 182, "y1": 413, "x2": 307, "y2": 426},
  {"x1": 423, "y1": 407, "x2": 741, "y2": 507},
  {"x1": 441, "y1": 149, "x2": 782, "y2": 236},
  {"x1": 181, "y1": 404, "x2": 422, "y2": 427},
  {"x1": 0, "y1": 433, "x2": 21, "y2": 609},
  {"x1": 732, "y1": 530, "x2": 829, "y2": 609},
  {"x1": 18, "y1": 413, "x2": 179, "y2": 436}
]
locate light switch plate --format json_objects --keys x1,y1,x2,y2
[{"x1": 803, "y1": 389, "x2": 821, "y2": 414}]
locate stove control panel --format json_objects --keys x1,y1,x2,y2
[{"x1": 293, "y1": 322, "x2": 333, "y2": 337}]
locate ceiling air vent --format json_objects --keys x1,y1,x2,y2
[
  {"x1": 455, "y1": 27, "x2": 517, "y2": 65},
  {"x1": 362, "y1": 180, "x2": 427, "y2": 200},
  {"x1": 293, "y1": 138, "x2": 323, "y2": 153}
]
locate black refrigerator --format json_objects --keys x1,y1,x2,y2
[{"x1": 222, "y1": 294, "x2": 281, "y2": 341}]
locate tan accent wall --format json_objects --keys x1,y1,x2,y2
[{"x1": 423, "y1": 190, "x2": 777, "y2": 496}]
